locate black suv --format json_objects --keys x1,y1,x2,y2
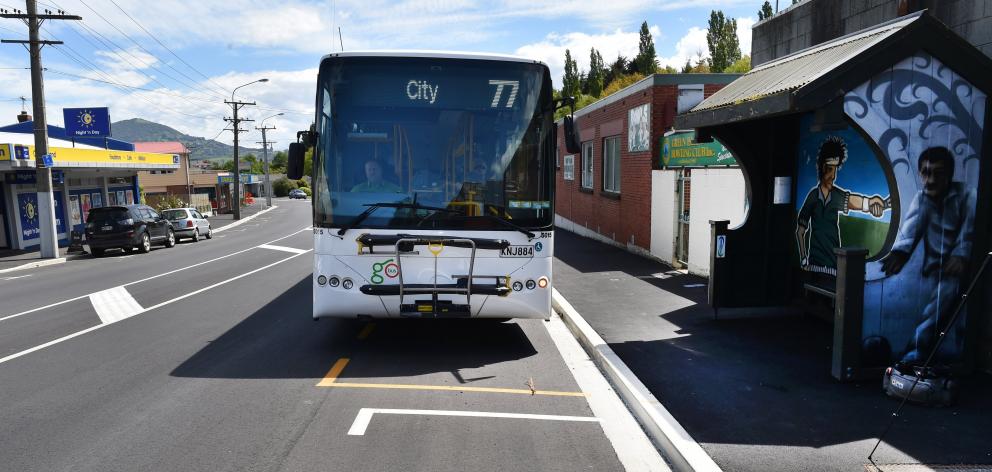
[{"x1": 85, "y1": 204, "x2": 176, "y2": 256}]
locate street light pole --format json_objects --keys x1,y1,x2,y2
[
  {"x1": 256, "y1": 112, "x2": 282, "y2": 208},
  {"x1": 224, "y1": 78, "x2": 267, "y2": 220}
]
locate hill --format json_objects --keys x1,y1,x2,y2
[{"x1": 111, "y1": 118, "x2": 270, "y2": 162}]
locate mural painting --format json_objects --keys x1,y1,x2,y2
[
  {"x1": 843, "y1": 52, "x2": 985, "y2": 365},
  {"x1": 794, "y1": 114, "x2": 892, "y2": 277}
]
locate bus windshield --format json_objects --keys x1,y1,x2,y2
[{"x1": 313, "y1": 56, "x2": 554, "y2": 231}]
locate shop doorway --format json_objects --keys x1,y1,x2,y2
[{"x1": 675, "y1": 168, "x2": 691, "y2": 266}]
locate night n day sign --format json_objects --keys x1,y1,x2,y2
[{"x1": 660, "y1": 131, "x2": 736, "y2": 168}]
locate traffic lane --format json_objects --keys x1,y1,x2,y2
[
  {"x1": 124, "y1": 246, "x2": 292, "y2": 310},
  {"x1": 0, "y1": 299, "x2": 100, "y2": 358},
  {"x1": 276, "y1": 318, "x2": 624, "y2": 472},
  {"x1": 0, "y1": 265, "x2": 326, "y2": 471},
  {"x1": 0, "y1": 207, "x2": 310, "y2": 315},
  {"x1": 335, "y1": 318, "x2": 587, "y2": 394}
]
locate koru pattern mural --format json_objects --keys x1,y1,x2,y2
[{"x1": 844, "y1": 52, "x2": 985, "y2": 365}]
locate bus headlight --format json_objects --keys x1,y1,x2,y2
[
  {"x1": 317, "y1": 275, "x2": 327, "y2": 286},
  {"x1": 342, "y1": 278, "x2": 354, "y2": 290},
  {"x1": 525, "y1": 280, "x2": 536, "y2": 290},
  {"x1": 537, "y1": 277, "x2": 548, "y2": 288},
  {"x1": 328, "y1": 276, "x2": 340, "y2": 287}
]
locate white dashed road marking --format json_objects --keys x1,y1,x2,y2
[
  {"x1": 258, "y1": 244, "x2": 308, "y2": 255},
  {"x1": 347, "y1": 408, "x2": 601, "y2": 436},
  {"x1": 89, "y1": 286, "x2": 144, "y2": 324}
]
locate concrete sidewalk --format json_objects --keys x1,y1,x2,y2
[{"x1": 552, "y1": 229, "x2": 992, "y2": 471}]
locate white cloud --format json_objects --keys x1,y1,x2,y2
[
  {"x1": 515, "y1": 26, "x2": 659, "y2": 88},
  {"x1": 737, "y1": 17, "x2": 755, "y2": 56},
  {"x1": 658, "y1": 26, "x2": 709, "y2": 70}
]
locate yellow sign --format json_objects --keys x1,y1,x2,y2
[{"x1": 2, "y1": 143, "x2": 178, "y2": 167}]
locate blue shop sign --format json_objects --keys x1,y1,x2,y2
[
  {"x1": 63, "y1": 107, "x2": 111, "y2": 137},
  {"x1": 5, "y1": 170, "x2": 64, "y2": 184}
]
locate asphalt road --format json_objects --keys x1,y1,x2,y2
[{"x1": 0, "y1": 198, "x2": 661, "y2": 472}]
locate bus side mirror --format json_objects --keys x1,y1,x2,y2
[
  {"x1": 287, "y1": 142, "x2": 305, "y2": 180},
  {"x1": 563, "y1": 115, "x2": 581, "y2": 154}
]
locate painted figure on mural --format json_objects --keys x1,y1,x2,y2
[
  {"x1": 881, "y1": 146, "x2": 976, "y2": 362},
  {"x1": 795, "y1": 136, "x2": 888, "y2": 275}
]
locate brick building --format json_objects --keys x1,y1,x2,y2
[{"x1": 554, "y1": 73, "x2": 742, "y2": 272}]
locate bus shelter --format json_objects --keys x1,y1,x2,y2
[
  {"x1": 676, "y1": 12, "x2": 992, "y2": 376},
  {"x1": 0, "y1": 140, "x2": 179, "y2": 250}
]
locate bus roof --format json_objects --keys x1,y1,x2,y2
[{"x1": 320, "y1": 50, "x2": 547, "y2": 67}]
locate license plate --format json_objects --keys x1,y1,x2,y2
[
  {"x1": 500, "y1": 245, "x2": 534, "y2": 257},
  {"x1": 101, "y1": 225, "x2": 113, "y2": 231}
]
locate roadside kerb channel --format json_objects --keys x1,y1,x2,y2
[{"x1": 551, "y1": 288, "x2": 723, "y2": 472}]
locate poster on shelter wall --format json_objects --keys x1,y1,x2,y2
[
  {"x1": 90, "y1": 192, "x2": 102, "y2": 209},
  {"x1": 126, "y1": 189, "x2": 134, "y2": 205},
  {"x1": 844, "y1": 52, "x2": 985, "y2": 365},
  {"x1": 628, "y1": 103, "x2": 651, "y2": 152},
  {"x1": 794, "y1": 113, "x2": 892, "y2": 276},
  {"x1": 116, "y1": 190, "x2": 126, "y2": 206}
]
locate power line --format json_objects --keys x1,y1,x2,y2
[
  {"x1": 103, "y1": 0, "x2": 230, "y2": 99},
  {"x1": 46, "y1": 68, "x2": 226, "y2": 104},
  {"x1": 72, "y1": 0, "x2": 229, "y2": 100}
]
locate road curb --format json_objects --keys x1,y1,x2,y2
[
  {"x1": 0, "y1": 257, "x2": 67, "y2": 275},
  {"x1": 213, "y1": 205, "x2": 278, "y2": 234},
  {"x1": 551, "y1": 288, "x2": 722, "y2": 472}
]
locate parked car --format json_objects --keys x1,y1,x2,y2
[
  {"x1": 289, "y1": 188, "x2": 307, "y2": 199},
  {"x1": 85, "y1": 204, "x2": 176, "y2": 256},
  {"x1": 161, "y1": 207, "x2": 212, "y2": 242}
]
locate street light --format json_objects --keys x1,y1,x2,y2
[
  {"x1": 227, "y1": 77, "x2": 268, "y2": 219},
  {"x1": 258, "y1": 112, "x2": 283, "y2": 208}
]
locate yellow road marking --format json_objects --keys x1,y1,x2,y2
[
  {"x1": 316, "y1": 358, "x2": 350, "y2": 386},
  {"x1": 319, "y1": 382, "x2": 586, "y2": 397},
  {"x1": 357, "y1": 323, "x2": 376, "y2": 340}
]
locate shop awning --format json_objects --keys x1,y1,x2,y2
[
  {"x1": 676, "y1": 11, "x2": 992, "y2": 130},
  {"x1": 0, "y1": 143, "x2": 179, "y2": 170}
]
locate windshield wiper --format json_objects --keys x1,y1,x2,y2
[
  {"x1": 337, "y1": 201, "x2": 456, "y2": 235},
  {"x1": 474, "y1": 213, "x2": 536, "y2": 239}
]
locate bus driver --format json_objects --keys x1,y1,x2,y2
[{"x1": 351, "y1": 160, "x2": 401, "y2": 193}]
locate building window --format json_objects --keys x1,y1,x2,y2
[
  {"x1": 581, "y1": 141, "x2": 594, "y2": 189},
  {"x1": 563, "y1": 155, "x2": 575, "y2": 180},
  {"x1": 603, "y1": 136, "x2": 621, "y2": 193}
]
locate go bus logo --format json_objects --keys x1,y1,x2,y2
[{"x1": 371, "y1": 259, "x2": 400, "y2": 284}]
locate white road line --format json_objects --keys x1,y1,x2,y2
[
  {"x1": 258, "y1": 244, "x2": 308, "y2": 255},
  {"x1": 0, "y1": 226, "x2": 311, "y2": 324},
  {"x1": 544, "y1": 314, "x2": 670, "y2": 472},
  {"x1": 1, "y1": 274, "x2": 33, "y2": 280},
  {"x1": 0, "y1": 248, "x2": 312, "y2": 366},
  {"x1": 346, "y1": 408, "x2": 601, "y2": 436},
  {"x1": 89, "y1": 286, "x2": 144, "y2": 324}
]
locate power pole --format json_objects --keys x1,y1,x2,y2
[
  {"x1": 223, "y1": 103, "x2": 254, "y2": 219},
  {"x1": 1, "y1": 1, "x2": 81, "y2": 258},
  {"x1": 255, "y1": 125, "x2": 275, "y2": 208}
]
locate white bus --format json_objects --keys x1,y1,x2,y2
[{"x1": 288, "y1": 51, "x2": 580, "y2": 319}]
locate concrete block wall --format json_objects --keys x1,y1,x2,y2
[{"x1": 752, "y1": 0, "x2": 991, "y2": 66}]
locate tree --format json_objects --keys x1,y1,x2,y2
[
  {"x1": 270, "y1": 151, "x2": 288, "y2": 172},
  {"x1": 562, "y1": 49, "x2": 580, "y2": 98},
  {"x1": 724, "y1": 55, "x2": 752, "y2": 73},
  {"x1": 272, "y1": 177, "x2": 297, "y2": 197},
  {"x1": 660, "y1": 65, "x2": 678, "y2": 74},
  {"x1": 706, "y1": 10, "x2": 742, "y2": 73},
  {"x1": 758, "y1": 1, "x2": 773, "y2": 20},
  {"x1": 602, "y1": 73, "x2": 645, "y2": 97},
  {"x1": 587, "y1": 48, "x2": 605, "y2": 97},
  {"x1": 303, "y1": 147, "x2": 313, "y2": 178},
  {"x1": 633, "y1": 21, "x2": 659, "y2": 75},
  {"x1": 682, "y1": 59, "x2": 693, "y2": 74},
  {"x1": 604, "y1": 55, "x2": 628, "y2": 88}
]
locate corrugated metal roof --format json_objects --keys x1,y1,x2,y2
[{"x1": 690, "y1": 12, "x2": 922, "y2": 114}]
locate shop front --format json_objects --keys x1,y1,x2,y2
[{"x1": 0, "y1": 142, "x2": 179, "y2": 250}]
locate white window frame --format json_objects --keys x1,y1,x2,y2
[
  {"x1": 581, "y1": 141, "x2": 594, "y2": 189},
  {"x1": 563, "y1": 154, "x2": 575, "y2": 181},
  {"x1": 603, "y1": 136, "x2": 621, "y2": 193}
]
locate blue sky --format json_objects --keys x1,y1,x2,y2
[{"x1": 0, "y1": 0, "x2": 762, "y2": 149}]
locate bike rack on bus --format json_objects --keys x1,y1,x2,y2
[{"x1": 357, "y1": 235, "x2": 513, "y2": 317}]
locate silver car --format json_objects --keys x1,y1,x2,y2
[{"x1": 161, "y1": 208, "x2": 212, "y2": 242}]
